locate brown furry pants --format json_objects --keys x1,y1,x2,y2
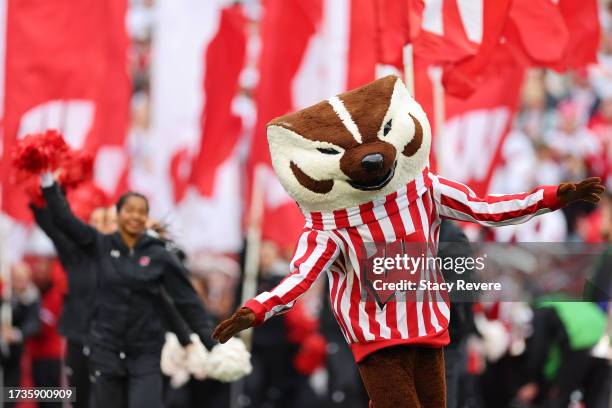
[{"x1": 357, "y1": 346, "x2": 446, "y2": 408}]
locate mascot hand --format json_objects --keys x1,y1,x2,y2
[
  {"x1": 557, "y1": 177, "x2": 605, "y2": 205},
  {"x1": 212, "y1": 307, "x2": 256, "y2": 343}
]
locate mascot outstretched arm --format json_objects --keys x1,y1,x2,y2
[{"x1": 213, "y1": 76, "x2": 604, "y2": 408}]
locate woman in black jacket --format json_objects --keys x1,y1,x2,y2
[{"x1": 40, "y1": 174, "x2": 214, "y2": 408}]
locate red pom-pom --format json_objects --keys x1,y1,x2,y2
[
  {"x1": 58, "y1": 149, "x2": 94, "y2": 189},
  {"x1": 12, "y1": 130, "x2": 69, "y2": 174},
  {"x1": 293, "y1": 333, "x2": 327, "y2": 375}
]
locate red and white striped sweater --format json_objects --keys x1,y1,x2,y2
[{"x1": 245, "y1": 168, "x2": 563, "y2": 362}]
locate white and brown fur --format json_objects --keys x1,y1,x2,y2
[{"x1": 267, "y1": 75, "x2": 432, "y2": 213}]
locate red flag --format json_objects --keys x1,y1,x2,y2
[
  {"x1": 436, "y1": 46, "x2": 525, "y2": 195},
  {"x1": 247, "y1": 0, "x2": 324, "y2": 249},
  {"x1": 553, "y1": 0, "x2": 600, "y2": 70},
  {"x1": 413, "y1": 0, "x2": 480, "y2": 65},
  {"x1": 442, "y1": 0, "x2": 512, "y2": 98},
  {"x1": 408, "y1": 0, "x2": 513, "y2": 98},
  {"x1": 503, "y1": 0, "x2": 569, "y2": 68},
  {"x1": 1, "y1": 0, "x2": 130, "y2": 221},
  {"x1": 348, "y1": 0, "x2": 378, "y2": 87},
  {"x1": 374, "y1": 0, "x2": 423, "y2": 69},
  {"x1": 250, "y1": 0, "x2": 382, "y2": 249},
  {"x1": 188, "y1": 4, "x2": 247, "y2": 199}
]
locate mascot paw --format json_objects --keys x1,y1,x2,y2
[
  {"x1": 205, "y1": 337, "x2": 253, "y2": 383},
  {"x1": 185, "y1": 334, "x2": 210, "y2": 380},
  {"x1": 212, "y1": 307, "x2": 256, "y2": 343},
  {"x1": 161, "y1": 332, "x2": 187, "y2": 376},
  {"x1": 557, "y1": 177, "x2": 605, "y2": 205}
]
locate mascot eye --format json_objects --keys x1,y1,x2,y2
[
  {"x1": 383, "y1": 119, "x2": 392, "y2": 136},
  {"x1": 317, "y1": 147, "x2": 340, "y2": 155}
]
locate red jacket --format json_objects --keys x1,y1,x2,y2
[{"x1": 26, "y1": 276, "x2": 64, "y2": 359}]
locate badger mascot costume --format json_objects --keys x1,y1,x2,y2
[{"x1": 213, "y1": 76, "x2": 604, "y2": 407}]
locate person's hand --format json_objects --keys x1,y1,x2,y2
[
  {"x1": 147, "y1": 220, "x2": 169, "y2": 239},
  {"x1": 0, "y1": 326, "x2": 22, "y2": 344},
  {"x1": 516, "y1": 382, "x2": 539, "y2": 404},
  {"x1": 557, "y1": 177, "x2": 605, "y2": 205},
  {"x1": 212, "y1": 307, "x2": 256, "y2": 343}
]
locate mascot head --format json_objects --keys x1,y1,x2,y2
[{"x1": 267, "y1": 75, "x2": 432, "y2": 213}]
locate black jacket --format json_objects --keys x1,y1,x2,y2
[
  {"x1": 31, "y1": 205, "x2": 97, "y2": 343},
  {"x1": 438, "y1": 219, "x2": 475, "y2": 346},
  {"x1": 0, "y1": 288, "x2": 40, "y2": 362},
  {"x1": 41, "y1": 183, "x2": 213, "y2": 352},
  {"x1": 32, "y1": 204, "x2": 195, "y2": 347}
]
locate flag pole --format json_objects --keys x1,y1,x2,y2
[
  {"x1": 230, "y1": 164, "x2": 265, "y2": 408},
  {"x1": 240, "y1": 163, "x2": 265, "y2": 349},
  {"x1": 430, "y1": 66, "x2": 445, "y2": 173},
  {"x1": 403, "y1": 44, "x2": 415, "y2": 97},
  {"x1": 0, "y1": 214, "x2": 13, "y2": 358}
]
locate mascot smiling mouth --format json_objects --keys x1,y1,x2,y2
[{"x1": 349, "y1": 160, "x2": 397, "y2": 191}]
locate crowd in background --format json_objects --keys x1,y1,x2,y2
[{"x1": 1, "y1": 0, "x2": 611, "y2": 407}]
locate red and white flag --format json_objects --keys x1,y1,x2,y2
[
  {"x1": 0, "y1": 0, "x2": 130, "y2": 221},
  {"x1": 248, "y1": 0, "x2": 382, "y2": 249},
  {"x1": 188, "y1": 4, "x2": 247, "y2": 199},
  {"x1": 432, "y1": 47, "x2": 525, "y2": 196},
  {"x1": 247, "y1": 0, "x2": 378, "y2": 248},
  {"x1": 148, "y1": 0, "x2": 248, "y2": 254}
]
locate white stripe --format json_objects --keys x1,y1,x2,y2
[
  {"x1": 440, "y1": 180, "x2": 545, "y2": 216},
  {"x1": 256, "y1": 233, "x2": 336, "y2": 310},
  {"x1": 373, "y1": 205, "x2": 396, "y2": 242},
  {"x1": 395, "y1": 290, "x2": 409, "y2": 338},
  {"x1": 416, "y1": 196, "x2": 441, "y2": 332},
  {"x1": 346, "y1": 206, "x2": 363, "y2": 227},
  {"x1": 408, "y1": 200, "x2": 427, "y2": 337},
  {"x1": 255, "y1": 232, "x2": 311, "y2": 304},
  {"x1": 304, "y1": 216, "x2": 313, "y2": 229},
  {"x1": 427, "y1": 189, "x2": 450, "y2": 320},
  {"x1": 327, "y1": 269, "x2": 351, "y2": 343},
  {"x1": 327, "y1": 96, "x2": 362, "y2": 143},
  {"x1": 376, "y1": 304, "x2": 392, "y2": 339},
  {"x1": 358, "y1": 300, "x2": 376, "y2": 341},
  {"x1": 398, "y1": 194, "x2": 416, "y2": 235},
  {"x1": 439, "y1": 205, "x2": 551, "y2": 227},
  {"x1": 356, "y1": 220, "x2": 392, "y2": 339},
  {"x1": 332, "y1": 231, "x2": 360, "y2": 342},
  {"x1": 272, "y1": 235, "x2": 333, "y2": 298},
  {"x1": 336, "y1": 229, "x2": 376, "y2": 341},
  {"x1": 338, "y1": 272, "x2": 358, "y2": 342}
]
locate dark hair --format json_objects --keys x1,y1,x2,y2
[{"x1": 116, "y1": 191, "x2": 150, "y2": 213}]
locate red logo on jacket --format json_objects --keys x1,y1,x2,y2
[{"x1": 139, "y1": 256, "x2": 151, "y2": 267}]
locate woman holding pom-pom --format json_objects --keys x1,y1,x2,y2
[{"x1": 38, "y1": 172, "x2": 217, "y2": 408}]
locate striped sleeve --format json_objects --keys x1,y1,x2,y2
[
  {"x1": 244, "y1": 229, "x2": 340, "y2": 325},
  {"x1": 431, "y1": 174, "x2": 563, "y2": 227}
]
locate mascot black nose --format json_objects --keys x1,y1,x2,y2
[{"x1": 361, "y1": 153, "x2": 384, "y2": 172}]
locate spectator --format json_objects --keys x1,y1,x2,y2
[{"x1": 0, "y1": 262, "x2": 41, "y2": 408}]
